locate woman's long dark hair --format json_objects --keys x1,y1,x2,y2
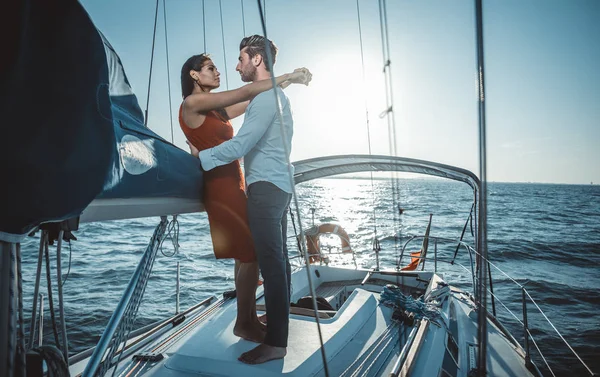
[{"x1": 180, "y1": 53, "x2": 211, "y2": 99}]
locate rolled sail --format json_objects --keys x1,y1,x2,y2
[{"x1": 0, "y1": 1, "x2": 203, "y2": 242}]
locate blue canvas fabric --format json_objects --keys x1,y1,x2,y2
[
  {"x1": 0, "y1": 0, "x2": 202, "y2": 242},
  {"x1": 1, "y1": 0, "x2": 114, "y2": 242},
  {"x1": 97, "y1": 34, "x2": 203, "y2": 201}
]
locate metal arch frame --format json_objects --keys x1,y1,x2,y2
[{"x1": 292, "y1": 154, "x2": 481, "y2": 193}]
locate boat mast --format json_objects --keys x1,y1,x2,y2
[{"x1": 473, "y1": 0, "x2": 489, "y2": 375}]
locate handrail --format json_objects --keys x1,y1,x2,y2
[
  {"x1": 397, "y1": 235, "x2": 477, "y2": 294},
  {"x1": 395, "y1": 234, "x2": 595, "y2": 377}
]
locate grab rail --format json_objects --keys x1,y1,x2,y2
[{"x1": 397, "y1": 235, "x2": 594, "y2": 377}]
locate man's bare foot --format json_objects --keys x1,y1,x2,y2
[
  {"x1": 233, "y1": 322, "x2": 266, "y2": 343},
  {"x1": 238, "y1": 344, "x2": 287, "y2": 364}
]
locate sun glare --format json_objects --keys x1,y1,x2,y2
[{"x1": 290, "y1": 51, "x2": 393, "y2": 160}]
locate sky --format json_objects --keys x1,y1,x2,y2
[{"x1": 79, "y1": 0, "x2": 599, "y2": 185}]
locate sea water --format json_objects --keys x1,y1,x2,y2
[{"x1": 18, "y1": 178, "x2": 600, "y2": 376}]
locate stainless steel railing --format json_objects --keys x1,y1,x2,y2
[{"x1": 398, "y1": 234, "x2": 594, "y2": 377}]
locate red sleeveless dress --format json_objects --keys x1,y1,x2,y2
[{"x1": 179, "y1": 105, "x2": 256, "y2": 262}]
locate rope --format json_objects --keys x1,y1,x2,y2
[
  {"x1": 162, "y1": 0, "x2": 175, "y2": 143},
  {"x1": 354, "y1": 326, "x2": 402, "y2": 377},
  {"x1": 30, "y1": 346, "x2": 69, "y2": 377},
  {"x1": 218, "y1": 0, "x2": 229, "y2": 89},
  {"x1": 27, "y1": 234, "x2": 45, "y2": 350},
  {"x1": 255, "y1": 1, "x2": 329, "y2": 375},
  {"x1": 44, "y1": 233, "x2": 62, "y2": 349},
  {"x1": 338, "y1": 321, "x2": 403, "y2": 377},
  {"x1": 159, "y1": 216, "x2": 180, "y2": 257},
  {"x1": 55, "y1": 232, "x2": 69, "y2": 362},
  {"x1": 355, "y1": 0, "x2": 381, "y2": 261},
  {"x1": 379, "y1": 285, "x2": 442, "y2": 325},
  {"x1": 60, "y1": 240, "x2": 72, "y2": 287}
]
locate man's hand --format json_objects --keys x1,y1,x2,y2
[
  {"x1": 186, "y1": 140, "x2": 199, "y2": 158},
  {"x1": 289, "y1": 68, "x2": 312, "y2": 86}
]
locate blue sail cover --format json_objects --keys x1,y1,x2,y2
[
  {"x1": 0, "y1": 0, "x2": 202, "y2": 242},
  {"x1": 97, "y1": 34, "x2": 203, "y2": 203}
]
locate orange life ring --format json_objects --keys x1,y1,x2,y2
[{"x1": 305, "y1": 223, "x2": 352, "y2": 263}]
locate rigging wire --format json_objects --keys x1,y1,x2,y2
[
  {"x1": 144, "y1": 0, "x2": 161, "y2": 127},
  {"x1": 27, "y1": 233, "x2": 46, "y2": 350},
  {"x1": 43, "y1": 234, "x2": 62, "y2": 350},
  {"x1": 55, "y1": 232, "x2": 69, "y2": 363},
  {"x1": 355, "y1": 0, "x2": 381, "y2": 257},
  {"x1": 356, "y1": 0, "x2": 372, "y2": 156},
  {"x1": 255, "y1": 1, "x2": 329, "y2": 375},
  {"x1": 60, "y1": 240, "x2": 72, "y2": 287},
  {"x1": 377, "y1": 0, "x2": 403, "y2": 266},
  {"x1": 162, "y1": 0, "x2": 175, "y2": 143},
  {"x1": 241, "y1": 0, "x2": 246, "y2": 36},
  {"x1": 218, "y1": 0, "x2": 230, "y2": 89},
  {"x1": 202, "y1": 0, "x2": 206, "y2": 52}
]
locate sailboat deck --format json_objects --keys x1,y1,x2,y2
[
  {"x1": 98, "y1": 269, "x2": 539, "y2": 377},
  {"x1": 142, "y1": 287, "x2": 393, "y2": 377}
]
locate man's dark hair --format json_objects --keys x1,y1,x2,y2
[{"x1": 239, "y1": 35, "x2": 278, "y2": 72}]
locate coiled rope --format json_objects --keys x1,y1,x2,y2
[{"x1": 379, "y1": 284, "x2": 442, "y2": 325}]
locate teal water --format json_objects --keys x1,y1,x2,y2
[{"x1": 19, "y1": 179, "x2": 600, "y2": 376}]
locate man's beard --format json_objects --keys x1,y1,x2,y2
[{"x1": 240, "y1": 65, "x2": 257, "y2": 82}]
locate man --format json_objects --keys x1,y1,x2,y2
[{"x1": 188, "y1": 35, "x2": 310, "y2": 364}]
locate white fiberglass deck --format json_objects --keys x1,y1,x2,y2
[{"x1": 149, "y1": 288, "x2": 393, "y2": 377}]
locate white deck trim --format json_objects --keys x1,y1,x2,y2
[{"x1": 80, "y1": 197, "x2": 204, "y2": 223}]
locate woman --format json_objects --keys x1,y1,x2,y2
[{"x1": 179, "y1": 53, "x2": 310, "y2": 342}]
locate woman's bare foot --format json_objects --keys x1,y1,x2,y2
[
  {"x1": 254, "y1": 317, "x2": 267, "y2": 331},
  {"x1": 238, "y1": 344, "x2": 286, "y2": 364},
  {"x1": 257, "y1": 313, "x2": 267, "y2": 324},
  {"x1": 233, "y1": 322, "x2": 266, "y2": 343}
]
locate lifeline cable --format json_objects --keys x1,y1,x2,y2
[
  {"x1": 218, "y1": 0, "x2": 230, "y2": 89},
  {"x1": 377, "y1": 0, "x2": 403, "y2": 269},
  {"x1": 162, "y1": 0, "x2": 175, "y2": 143},
  {"x1": 202, "y1": 0, "x2": 206, "y2": 52},
  {"x1": 255, "y1": 1, "x2": 329, "y2": 375},
  {"x1": 355, "y1": 0, "x2": 382, "y2": 262},
  {"x1": 143, "y1": 0, "x2": 160, "y2": 126},
  {"x1": 240, "y1": 0, "x2": 246, "y2": 36}
]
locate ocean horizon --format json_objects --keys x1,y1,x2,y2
[{"x1": 18, "y1": 178, "x2": 599, "y2": 376}]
